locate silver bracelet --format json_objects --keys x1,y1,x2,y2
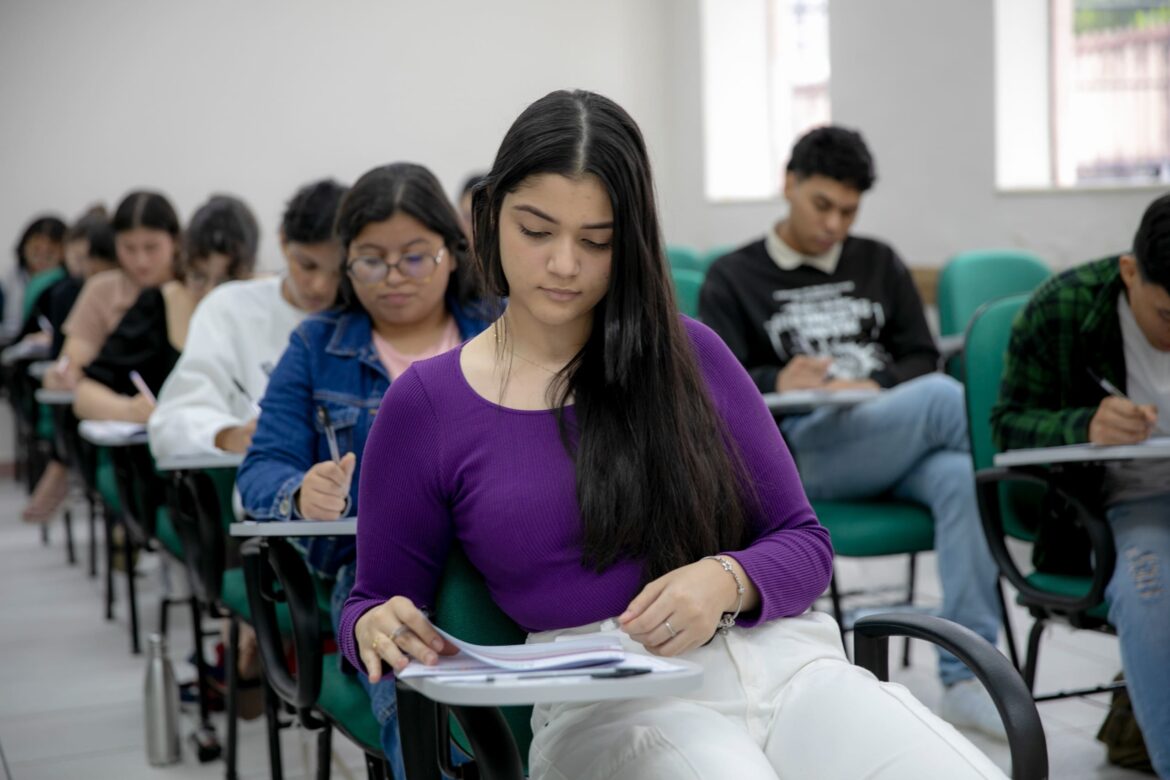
[{"x1": 703, "y1": 555, "x2": 745, "y2": 633}]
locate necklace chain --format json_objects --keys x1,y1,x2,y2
[{"x1": 493, "y1": 321, "x2": 564, "y2": 376}]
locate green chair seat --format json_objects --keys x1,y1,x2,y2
[
  {"x1": 666, "y1": 245, "x2": 702, "y2": 272},
  {"x1": 812, "y1": 499, "x2": 934, "y2": 557},
  {"x1": 35, "y1": 404, "x2": 54, "y2": 442},
  {"x1": 1022, "y1": 572, "x2": 1111, "y2": 621},
  {"x1": 317, "y1": 655, "x2": 383, "y2": 755},
  {"x1": 671, "y1": 268, "x2": 705, "y2": 317},
  {"x1": 95, "y1": 449, "x2": 122, "y2": 514},
  {"x1": 154, "y1": 507, "x2": 184, "y2": 558}
]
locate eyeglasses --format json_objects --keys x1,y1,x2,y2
[{"x1": 346, "y1": 247, "x2": 446, "y2": 284}]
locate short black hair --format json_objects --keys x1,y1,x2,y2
[
  {"x1": 14, "y1": 215, "x2": 67, "y2": 270},
  {"x1": 282, "y1": 179, "x2": 347, "y2": 245},
  {"x1": 787, "y1": 125, "x2": 876, "y2": 192},
  {"x1": 1133, "y1": 191, "x2": 1170, "y2": 291},
  {"x1": 69, "y1": 206, "x2": 116, "y2": 264},
  {"x1": 183, "y1": 195, "x2": 260, "y2": 279}
]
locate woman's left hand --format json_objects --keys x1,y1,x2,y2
[{"x1": 617, "y1": 558, "x2": 737, "y2": 657}]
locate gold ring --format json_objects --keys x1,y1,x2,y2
[
  {"x1": 372, "y1": 636, "x2": 380, "y2": 651},
  {"x1": 664, "y1": 620, "x2": 677, "y2": 638}
]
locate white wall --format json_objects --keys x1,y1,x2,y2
[
  {"x1": 0, "y1": 0, "x2": 671, "y2": 274},
  {"x1": 666, "y1": 0, "x2": 1166, "y2": 268}
]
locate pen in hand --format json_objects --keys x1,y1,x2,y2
[
  {"x1": 317, "y1": 405, "x2": 342, "y2": 464},
  {"x1": 129, "y1": 370, "x2": 157, "y2": 406},
  {"x1": 231, "y1": 377, "x2": 263, "y2": 417},
  {"x1": 1087, "y1": 368, "x2": 1127, "y2": 400}
]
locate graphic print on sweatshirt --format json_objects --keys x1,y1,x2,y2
[{"x1": 763, "y1": 280, "x2": 891, "y2": 380}]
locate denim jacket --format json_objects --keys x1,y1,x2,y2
[{"x1": 237, "y1": 299, "x2": 490, "y2": 578}]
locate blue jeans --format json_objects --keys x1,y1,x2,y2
[
  {"x1": 779, "y1": 373, "x2": 1001, "y2": 686},
  {"x1": 1105, "y1": 494, "x2": 1170, "y2": 778},
  {"x1": 332, "y1": 564, "x2": 407, "y2": 780}
]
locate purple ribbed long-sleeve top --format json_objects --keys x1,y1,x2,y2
[{"x1": 338, "y1": 317, "x2": 833, "y2": 673}]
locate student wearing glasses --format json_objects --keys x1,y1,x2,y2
[
  {"x1": 339, "y1": 90, "x2": 1004, "y2": 779},
  {"x1": 236, "y1": 162, "x2": 490, "y2": 776}
]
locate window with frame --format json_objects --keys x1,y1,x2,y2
[
  {"x1": 996, "y1": 0, "x2": 1170, "y2": 189},
  {"x1": 701, "y1": 0, "x2": 831, "y2": 201}
]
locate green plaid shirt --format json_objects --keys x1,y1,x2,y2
[{"x1": 991, "y1": 256, "x2": 1126, "y2": 451}]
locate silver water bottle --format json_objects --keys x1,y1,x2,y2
[{"x1": 143, "y1": 632, "x2": 181, "y2": 766}]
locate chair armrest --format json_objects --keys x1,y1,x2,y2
[
  {"x1": 396, "y1": 682, "x2": 524, "y2": 780},
  {"x1": 975, "y1": 466, "x2": 1115, "y2": 614},
  {"x1": 854, "y1": 613, "x2": 1047, "y2": 780},
  {"x1": 167, "y1": 470, "x2": 227, "y2": 604},
  {"x1": 240, "y1": 536, "x2": 324, "y2": 725}
]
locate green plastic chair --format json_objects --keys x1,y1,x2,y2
[
  {"x1": 701, "y1": 244, "x2": 734, "y2": 271},
  {"x1": 963, "y1": 295, "x2": 1117, "y2": 698},
  {"x1": 666, "y1": 245, "x2": 702, "y2": 272},
  {"x1": 937, "y1": 250, "x2": 1050, "y2": 378},
  {"x1": 671, "y1": 268, "x2": 705, "y2": 317},
  {"x1": 21, "y1": 266, "x2": 66, "y2": 323}
]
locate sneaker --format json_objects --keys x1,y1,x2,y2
[{"x1": 940, "y1": 679, "x2": 1008, "y2": 741}]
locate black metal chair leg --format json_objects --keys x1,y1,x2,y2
[
  {"x1": 63, "y1": 508, "x2": 76, "y2": 565},
  {"x1": 827, "y1": 571, "x2": 848, "y2": 656},
  {"x1": 364, "y1": 752, "x2": 388, "y2": 780},
  {"x1": 87, "y1": 496, "x2": 97, "y2": 578},
  {"x1": 997, "y1": 581, "x2": 1021, "y2": 671},
  {"x1": 187, "y1": 597, "x2": 221, "y2": 764},
  {"x1": 104, "y1": 511, "x2": 116, "y2": 620},
  {"x1": 263, "y1": 682, "x2": 285, "y2": 780},
  {"x1": 902, "y1": 553, "x2": 917, "y2": 667},
  {"x1": 124, "y1": 529, "x2": 141, "y2": 654},
  {"x1": 1022, "y1": 619, "x2": 1045, "y2": 692},
  {"x1": 40, "y1": 523, "x2": 49, "y2": 546},
  {"x1": 159, "y1": 596, "x2": 170, "y2": 639},
  {"x1": 316, "y1": 724, "x2": 333, "y2": 780},
  {"x1": 226, "y1": 614, "x2": 241, "y2": 780}
]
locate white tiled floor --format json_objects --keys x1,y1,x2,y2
[{"x1": 0, "y1": 479, "x2": 1152, "y2": 779}]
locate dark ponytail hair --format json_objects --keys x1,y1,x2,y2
[
  {"x1": 333, "y1": 162, "x2": 480, "y2": 311},
  {"x1": 183, "y1": 194, "x2": 260, "y2": 280},
  {"x1": 473, "y1": 89, "x2": 752, "y2": 581}
]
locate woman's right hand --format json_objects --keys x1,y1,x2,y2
[
  {"x1": 296, "y1": 453, "x2": 356, "y2": 519},
  {"x1": 354, "y1": 596, "x2": 456, "y2": 682}
]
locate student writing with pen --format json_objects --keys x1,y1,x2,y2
[
  {"x1": 72, "y1": 196, "x2": 259, "y2": 424},
  {"x1": 992, "y1": 192, "x2": 1170, "y2": 778},
  {"x1": 147, "y1": 180, "x2": 348, "y2": 459},
  {"x1": 236, "y1": 163, "x2": 491, "y2": 778}
]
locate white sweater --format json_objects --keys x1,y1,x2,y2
[{"x1": 148, "y1": 275, "x2": 305, "y2": 461}]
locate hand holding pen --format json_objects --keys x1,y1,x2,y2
[
  {"x1": 295, "y1": 405, "x2": 355, "y2": 520},
  {"x1": 1087, "y1": 368, "x2": 1157, "y2": 445}
]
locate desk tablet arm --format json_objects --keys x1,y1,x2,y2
[
  {"x1": 975, "y1": 466, "x2": 1115, "y2": 616},
  {"x1": 240, "y1": 536, "x2": 325, "y2": 727},
  {"x1": 854, "y1": 613, "x2": 1048, "y2": 780}
]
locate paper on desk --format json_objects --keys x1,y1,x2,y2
[
  {"x1": 398, "y1": 626, "x2": 626, "y2": 678},
  {"x1": 77, "y1": 419, "x2": 148, "y2": 446}
]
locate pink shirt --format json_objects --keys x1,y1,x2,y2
[{"x1": 372, "y1": 316, "x2": 462, "y2": 380}]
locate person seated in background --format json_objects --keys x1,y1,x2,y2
[
  {"x1": 341, "y1": 89, "x2": 1006, "y2": 780},
  {"x1": 698, "y1": 125, "x2": 1005, "y2": 739},
  {"x1": 16, "y1": 207, "x2": 117, "y2": 357},
  {"x1": 3, "y1": 214, "x2": 67, "y2": 340},
  {"x1": 457, "y1": 171, "x2": 486, "y2": 239},
  {"x1": 992, "y1": 192, "x2": 1170, "y2": 778},
  {"x1": 72, "y1": 195, "x2": 259, "y2": 423},
  {"x1": 148, "y1": 179, "x2": 347, "y2": 460},
  {"x1": 237, "y1": 161, "x2": 491, "y2": 777},
  {"x1": 22, "y1": 192, "x2": 180, "y2": 523}
]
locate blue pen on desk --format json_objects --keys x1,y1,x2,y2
[
  {"x1": 231, "y1": 377, "x2": 262, "y2": 417},
  {"x1": 317, "y1": 405, "x2": 342, "y2": 464}
]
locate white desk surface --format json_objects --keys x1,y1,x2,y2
[
  {"x1": 155, "y1": 452, "x2": 244, "y2": 472},
  {"x1": 34, "y1": 388, "x2": 74, "y2": 406},
  {"x1": 77, "y1": 420, "x2": 147, "y2": 447},
  {"x1": 763, "y1": 388, "x2": 881, "y2": 415},
  {"x1": 230, "y1": 519, "x2": 356, "y2": 538},
  {"x1": 400, "y1": 657, "x2": 703, "y2": 706},
  {"x1": 0, "y1": 341, "x2": 49, "y2": 366},
  {"x1": 27, "y1": 360, "x2": 54, "y2": 381},
  {"x1": 994, "y1": 437, "x2": 1170, "y2": 467}
]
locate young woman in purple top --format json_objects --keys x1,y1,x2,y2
[{"x1": 340, "y1": 91, "x2": 1004, "y2": 778}]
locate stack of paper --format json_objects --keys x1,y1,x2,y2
[{"x1": 398, "y1": 626, "x2": 630, "y2": 679}]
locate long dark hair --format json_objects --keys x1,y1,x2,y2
[
  {"x1": 334, "y1": 162, "x2": 480, "y2": 312},
  {"x1": 472, "y1": 89, "x2": 752, "y2": 581},
  {"x1": 183, "y1": 194, "x2": 260, "y2": 280}
]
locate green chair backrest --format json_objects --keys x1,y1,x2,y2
[
  {"x1": 701, "y1": 244, "x2": 734, "y2": 271},
  {"x1": 963, "y1": 294, "x2": 1041, "y2": 541},
  {"x1": 672, "y1": 268, "x2": 705, "y2": 317},
  {"x1": 433, "y1": 547, "x2": 533, "y2": 768},
  {"x1": 937, "y1": 250, "x2": 1051, "y2": 337},
  {"x1": 666, "y1": 245, "x2": 702, "y2": 272},
  {"x1": 22, "y1": 266, "x2": 66, "y2": 322}
]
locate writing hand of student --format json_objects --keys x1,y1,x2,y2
[
  {"x1": 123, "y1": 393, "x2": 156, "y2": 424},
  {"x1": 355, "y1": 596, "x2": 457, "y2": 682},
  {"x1": 618, "y1": 558, "x2": 744, "y2": 657},
  {"x1": 296, "y1": 452, "x2": 356, "y2": 519},
  {"x1": 1089, "y1": 396, "x2": 1157, "y2": 445},
  {"x1": 822, "y1": 378, "x2": 880, "y2": 392},
  {"x1": 214, "y1": 419, "x2": 258, "y2": 453},
  {"x1": 776, "y1": 356, "x2": 833, "y2": 392},
  {"x1": 43, "y1": 365, "x2": 78, "y2": 391}
]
